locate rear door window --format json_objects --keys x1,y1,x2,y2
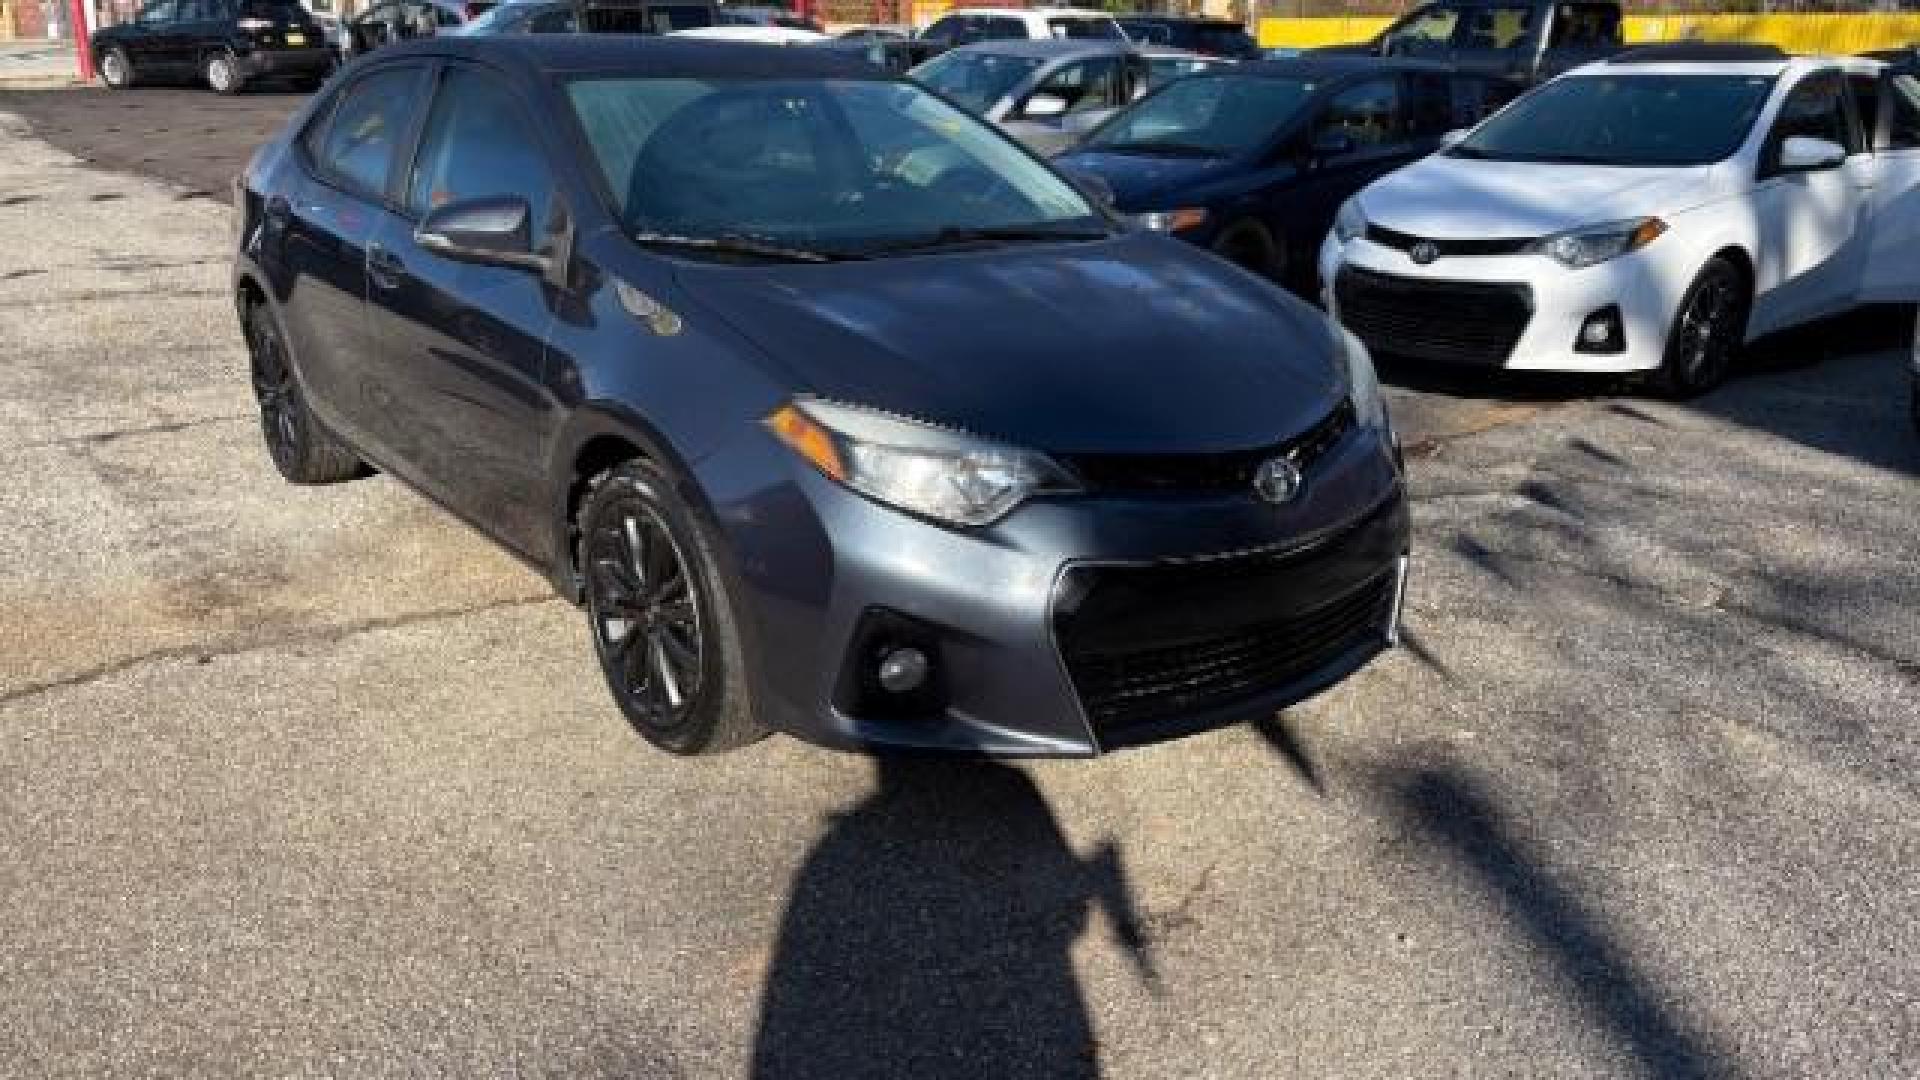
[
  {"x1": 528, "y1": 5, "x2": 576, "y2": 31},
  {"x1": 310, "y1": 65, "x2": 426, "y2": 201},
  {"x1": 1029, "y1": 56, "x2": 1125, "y2": 116},
  {"x1": 135, "y1": 0, "x2": 179, "y2": 24},
  {"x1": 1887, "y1": 72, "x2": 1920, "y2": 150}
]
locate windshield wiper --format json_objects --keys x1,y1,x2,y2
[
  {"x1": 632, "y1": 231, "x2": 856, "y2": 264},
  {"x1": 1092, "y1": 141, "x2": 1225, "y2": 158},
  {"x1": 857, "y1": 224, "x2": 1113, "y2": 257}
]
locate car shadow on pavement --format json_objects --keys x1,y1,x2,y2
[
  {"x1": 750, "y1": 758, "x2": 1158, "y2": 1080},
  {"x1": 1694, "y1": 303, "x2": 1919, "y2": 477}
]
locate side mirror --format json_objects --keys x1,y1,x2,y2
[
  {"x1": 1777, "y1": 136, "x2": 1846, "y2": 174},
  {"x1": 1024, "y1": 92, "x2": 1069, "y2": 119},
  {"x1": 415, "y1": 196, "x2": 551, "y2": 275},
  {"x1": 1439, "y1": 128, "x2": 1469, "y2": 148},
  {"x1": 1312, "y1": 128, "x2": 1356, "y2": 160}
]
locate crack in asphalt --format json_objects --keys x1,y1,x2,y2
[
  {"x1": 17, "y1": 413, "x2": 253, "y2": 449},
  {"x1": 0, "y1": 593, "x2": 559, "y2": 708}
]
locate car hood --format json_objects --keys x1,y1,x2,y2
[
  {"x1": 1358, "y1": 154, "x2": 1729, "y2": 238},
  {"x1": 674, "y1": 233, "x2": 1345, "y2": 456},
  {"x1": 1054, "y1": 151, "x2": 1242, "y2": 211}
]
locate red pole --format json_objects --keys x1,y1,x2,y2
[{"x1": 71, "y1": 0, "x2": 95, "y2": 82}]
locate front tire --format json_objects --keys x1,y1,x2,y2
[
  {"x1": 1212, "y1": 221, "x2": 1284, "y2": 282},
  {"x1": 203, "y1": 49, "x2": 243, "y2": 95},
  {"x1": 580, "y1": 460, "x2": 766, "y2": 755},
  {"x1": 99, "y1": 46, "x2": 135, "y2": 89},
  {"x1": 245, "y1": 301, "x2": 365, "y2": 484},
  {"x1": 1653, "y1": 256, "x2": 1747, "y2": 398}
]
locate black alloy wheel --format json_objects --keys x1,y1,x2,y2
[
  {"x1": 245, "y1": 302, "x2": 364, "y2": 483},
  {"x1": 1656, "y1": 257, "x2": 1746, "y2": 398},
  {"x1": 581, "y1": 460, "x2": 765, "y2": 755}
]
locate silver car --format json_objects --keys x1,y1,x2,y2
[{"x1": 912, "y1": 39, "x2": 1184, "y2": 156}]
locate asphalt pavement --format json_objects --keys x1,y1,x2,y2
[{"x1": 1, "y1": 89, "x2": 1917, "y2": 1078}]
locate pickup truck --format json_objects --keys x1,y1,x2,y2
[{"x1": 1315, "y1": 0, "x2": 1624, "y2": 87}]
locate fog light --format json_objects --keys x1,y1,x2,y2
[
  {"x1": 876, "y1": 647, "x2": 929, "y2": 694},
  {"x1": 1576, "y1": 305, "x2": 1625, "y2": 354}
]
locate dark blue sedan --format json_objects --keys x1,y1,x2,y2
[
  {"x1": 1056, "y1": 57, "x2": 1513, "y2": 294},
  {"x1": 232, "y1": 37, "x2": 1408, "y2": 757}
]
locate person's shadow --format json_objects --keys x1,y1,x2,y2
[{"x1": 751, "y1": 758, "x2": 1157, "y2": 1080}]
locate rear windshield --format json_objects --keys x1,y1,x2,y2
[
  {"x1": 1451, "y1": 73, "x2": 1775, "y2": 167},
  {"x1": 237, "y1": 0, "x2": 314, "y2": 22},
  {"x1": 1047, "y1": 16, "x2": 1121, "y2": 40}
]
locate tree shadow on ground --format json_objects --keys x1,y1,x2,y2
[{"x1": 751, "y1": 758, "x2": 1156, "y2": 1080}]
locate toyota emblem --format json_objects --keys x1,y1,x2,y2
[
  {"x1": 1253, "y1": 457, "x2": 1304, "y2": 504},
  {"x1": 1409, "y1": 240, "x2": 1440, "y2": 265}
]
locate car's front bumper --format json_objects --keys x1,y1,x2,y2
[
  {"x1": 1319, "y1": 233, "x2": 1680, "y2": 374},
  {"x1": 694, "y1": 413, "x2": 1409, "y2": 757}
]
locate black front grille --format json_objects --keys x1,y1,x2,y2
[
  {"x1": 1335, "y1": 266, "x2": 1532, "y2": 367},
  {"x1": 1053, "y1": 497, "x2": 1408, "y2": 743},
  {"x1": 1063, "y1": 400, "x2": 1355, "y2": 494},
  {"x1": 1366, "y1": 224, "x2": 1535, "y2": 258}
]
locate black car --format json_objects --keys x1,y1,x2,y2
[
  {"x1": 344, "y1": 0, "x2": 495, "y2": 55},
  {"x1": 1056, "y1": 57, "x2": 1513, "y2": 293},
  {"x1": 455, "y1": 0, "x2": 716, "y2": 35},
  {"x1": 1116, "y1": 15, "x2": 1258, "y2": 60},
  {"x1": 93, "y1": 0, "x2": 334, "y2": 93},
  {"x1": 232, "y1": 37, "x2": 1407, "y2": 757}
]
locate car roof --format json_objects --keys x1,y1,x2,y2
[
  {"x1": 1116, "y1": 15, "x2": 1244, "y2": 25},
  {"x1": 939, "y1": 6, "x2": 1111, "y2": 17},
  {"x1": 1228, "y1": 55, "x2": 1455, "y2": 78},
  {"x1": 363, "y1": 35, "x2": 889, "y2": 77},
  {"x1": 1568, "y1": 51, "x2": 1885, "y2": 79},
  {"x1": 944, "y1": 38, "x2": 1134, "y2": 58}
]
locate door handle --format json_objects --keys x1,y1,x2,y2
[{"x1": 367, "y1": 243, "x2": 405, "y2": 291}]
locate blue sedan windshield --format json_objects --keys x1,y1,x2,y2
[
  {"x1": 1083, "y1": 74, "x2": 1318, "y2": 157},
  {"x1": 567, "y1": 78, "x2": 1103, "y2": 258}
]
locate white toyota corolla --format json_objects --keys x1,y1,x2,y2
[{"x1": 1319, "y1": 44, "x2": 1920, "y2": 395}]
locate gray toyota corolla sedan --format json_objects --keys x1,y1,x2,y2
[{"x1": 231, "y1": 37, "x2": 1408, "y2": 757}]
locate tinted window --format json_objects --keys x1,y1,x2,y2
[
  {"x1": 1120, "y1": 20, "x2": 1171, "y2": 44},
  {"x1": 1193, "y1": 26, "x2": 1255, "y2": 56},
  {"x1": 1316, "y1": 78, "x2": 1403, "y2": 149},
  {"x1": 912, "y1": 50, "x2": 1046, "y2": 113},
  {"x1": 566, "y1": 78, "x2": 1096, "y2": 256},
  {"x1": 1454, "y1": 73, "x2": 1774, "y2": 167},
  {"x1": 1887, "y1": 72, "x2": 1920, "y2": 150},
  {"x1": 981, "y1": 17, "x2": 1026, "y2": 40},
  {"x1": 1448, "y1": 75, "x2": 1512, "y2": 126},
  {"x1": 920, "y1": 15, "x2": 960, "y2": 43},
  {"x1": 1383, "y1": 5, "x2": 1455, "y2": 52},
  {"x1": 1766, "y1": 71, "x2": 1853, "y2": 170},
  {"x1": 312, "y1": 67, "x2": 422, "y2": 199},
  {"x1": 1549, "y1": 3, "x2": 1618, "y2": 47},
  {"x1": 652, "y1": 4, "x2": 713, "y2": 31},
  {"x1": 1085, "y1": 74, "x2": 1315, "y2": 158},
  {"x1": 1029, "y1": 56, "x2": 1124, "y2": 117},
  {"x1": 136, "y1": 0, "x2": 178, "y2": 23},
  {"x1": 528, "y1": 6, "x2": 575, "y2": 31},
  {"x1": 1850, "y1": 72, "x2": 1880, "y2": 147},
  {"x1": 408, "y1": 67, "x2": 556, "y2": 230},
  {"x1": 1047, "y1": 16, "x2": 1121, "y2": 40}
]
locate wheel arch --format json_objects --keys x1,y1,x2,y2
[{"x1": 547, "y1": 403, "x2": 712, "y2": 605}]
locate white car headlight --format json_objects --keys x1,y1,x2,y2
[
  {"x1": 767, "y1": 399, "x2": 1079, "y2": 527},
  {"x1": 1336, "y1": 324, "x2": 1387, "y2": 432},
  {"x1": 1333, "y1": 197, "x2": 1367, "y2": 244},
  {"x1": 1531, "y1": 217, "x2": 1667, "y2": 269}
]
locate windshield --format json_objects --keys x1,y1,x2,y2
[
  {"x1": 567, "y1": 77, "x2": 1105, "y2": 259},
  {"x1": 1083, "y1": 74, "x2": 1317, "y2": 157},
  {"x1": 911, "y1": 50, "x2": 1045, "y2": 113},
  {"x1": 1451, "y1": 73, "x2": 1775, "y2": 167},
  {"x1": 1047, "y1": 16, "x2": 1121, "y2": 40},
  {"x1": 1144, "y1": 55, "x2": 1225, "y2": 89}
]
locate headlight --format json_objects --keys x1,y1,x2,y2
[
  {"x1": 1531, "y1": 217, "x2": 1667, "y2": 269},
  {"x1": 1133, "y1": 206, "x2": 1209, "y2": 233},
  {"x1": 1336, "y1": 324, "x2": 1388, "y2": 432},
  {"x1": 1333, "y1": 197, "x2": 1367, "y2": 244},
  {"x1": 766, "y1": 399, "x2": 1078, "y2": 527}
]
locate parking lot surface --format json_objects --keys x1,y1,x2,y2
[{"x1": 2, "y1": 89, "x2": 1918, "y2": 1078}]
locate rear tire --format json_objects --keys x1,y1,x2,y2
[
  {"x1": 245, "y1": 301, "x2": 366, "y2": 484},
  {"x1": 203, "y1": 49, "x2": 244, "y2": 95},
  {"x1": 1652, "y1": 256, "x2": 1747, "y2": 399},
  {"x1": 99, "y1": 47, "x2": 135, "y2": 89},
  {"x1": 580, "y1": 459, "x2": 767, "y2": 756}
]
